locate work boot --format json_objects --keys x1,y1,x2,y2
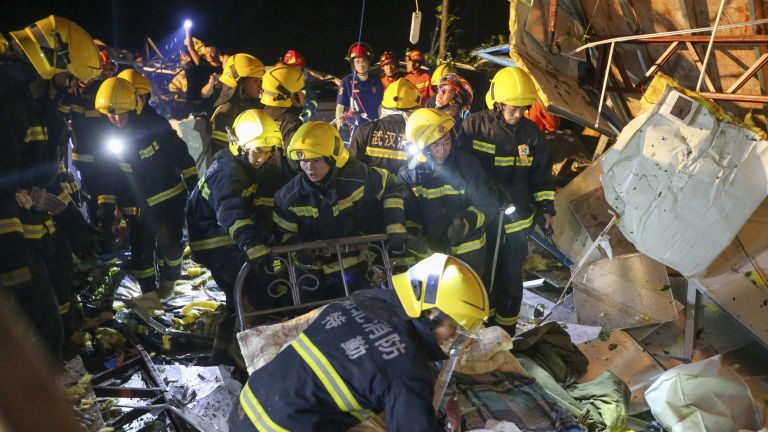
[
  {"x1": 132, "y1": 291, "x2": 162, "y2": 311},
  {"x1": 158, "y1": 279, "x2": 175, "y2": 300}
]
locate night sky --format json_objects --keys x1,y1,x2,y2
[{"x1": 0, "y1": 0, "x2": 510, "y2": 76}]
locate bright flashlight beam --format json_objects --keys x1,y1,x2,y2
[
  {"x1": 407, "y1": 144, "x2": 420, "y2": 155},
  {"x1": 504, "y1": 205, "x2": 516, "y2": 215},
  {"x1": 107, "y1": 138, "x2": 124, "y2": 155},
  {"x1": 184, "y1": 19, "x2": 192, "y2": 30}
]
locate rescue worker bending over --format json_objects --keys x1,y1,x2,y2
[
  {"x1": 459, "y1": 67, "x2": 555, "y2": 336},
  {"x1": 378, "y1": 50, "x2": 401, "y2": 89},
  {"x1": 273, "y1": 122, "x2": 408, "y2": 298},
  {"x1": 348, "y1": 78, "x2": 420, "y2": 174},
  {"x1": 260, "y1": 65, "x2": 305, "y2": 170},
  {"x1": 404, "y1": 48, "x2": 433, "y2": 107},
  {"x1": 335, "y1": 42, "x2": 383, "y2": 130},
  {"x1": 210, "y1": 53, "x2": 266, "y2": 155},
  {"x1": 426, "y1": 62, "x2": 458, "y2": 108},
  {"x1": 230, "y1": 253, "x2": 489, "y2": 432},
  {"x1": 434, "y1": 73, "x2": 474, "y2": 134},
  {"x1": 95, "y1": 77, "x2": 198, "y2": 303},
  {"x1": 1, "y1": 15, "x2": 101, "y2": 360},
  {"x1": 400, "y1": 108, "x2": 499, "y2": 277},
  {"x1": 186, "y1": 109, "x2": 291, "y2": 363}
]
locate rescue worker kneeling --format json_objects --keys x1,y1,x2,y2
[
  {"x1": 186, "y1": 109, "x2": 291, "y2": 363},
  {"x1": 399, "y1": 108, "x2": 499, "y2": 277},
  {"x1": 95, "y1": 77, "x2": 197, "y2": 303},
  {"x1": 230, "y1": 253, "x2": 489, "y2": 431},
  {"x1": 273, "y1": 121, "x2": 408, "y2": 299}
]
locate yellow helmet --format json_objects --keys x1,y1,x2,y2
[
  {"x1": 261, "y1": 66, "x2": 305, "y2": 107},
  {"x1": 382, "y1": 78, "x2": 420, "y2": 110},
  {"x1": 431, "y1": 63, "x2": 458, "y2": 86},
  {"x1": 117, "y1": 69, "x2": 151, "y2": 96},
  {"x1": 487, "y1": 67, "x2": 538, "y2": 107},
  {"x1": 10, "y1": 15, "x2": 101, "y2": 83},
  {"x1": 95, "y1": 77, "x2": 137, "y2": 115},
  {"x1": 228, "y1": 109, "x2": 283, "y2": 156},
  {"x1": 288, "y1": 121, "x2": 349, "y2": 168},
  {"x1": 220, "y1": 53, "x2": 266, "y2": 88},
  {"x1": 392, "y1": 253, "x2": 489, "y2": 335},
  {"x1": 406, "y1": 108, "x2": 455, "y2": 150}
]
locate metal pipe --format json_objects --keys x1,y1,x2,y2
[
  {"x1": 595, "y1": 42, "x2": 616, "y2": 128},
  {"x1": 697, "y1": 0, "x2": 727, "y2": 92},
  {"x1": 488, "y1": 207, "x2": 506, "y2": 296},
  {"x1": 568, "y1": 17, "x2": 768, "y2": 55}
]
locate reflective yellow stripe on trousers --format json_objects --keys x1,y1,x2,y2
[
  {"x1": 240, "y1": 383, "x2": 289, "y2": 432},
  {"x1": 291, "y1": 333, "x2": 375, "y2": 422}
]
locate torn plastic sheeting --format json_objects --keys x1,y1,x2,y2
[
  {"x1": 601, "y1": 84, "x2": 768, "y2": 277},
  {"x1": 572, "y1": 253, "x2": 677, "y2": 330},
  {"x1": 169, "y1": 117, "x2": 210, "y2": 174},
  {"x1": 645, "y1": 355, "x2": 765, "y2": 432}
]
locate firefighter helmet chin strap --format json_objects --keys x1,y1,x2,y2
[{"x1": 262, "y1": 82, "x2": 292, "y2": 101}]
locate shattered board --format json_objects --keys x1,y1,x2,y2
[
  {"x1": 159, "y1": 365, "x2": 241, "y2": 431},
  {"x1": 569, "y1": 187, "x2": 636, "y2": 257},
  {"x1": 552, "y1": 162, "x2": 604, "y2": 265},
  {"x1": 508, "y1": 0, "x2": 618, "y2": 136},
  {"x1": 573, "y1": 254, "x2": 678, "y2": 329},
  {"x1": 692, "y1": 253, "x2": 768, "y2": 346},
  {"x1": 578, "y1": 330, "x2": 666, "y2": 415}
]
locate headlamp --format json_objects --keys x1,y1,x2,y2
[{"x1": 107, "y1": 137, "x2": 124, "y2": 155}]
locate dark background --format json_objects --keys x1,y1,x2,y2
[{"x1": 0, "y1": 0, "x2": 510, "y2": 76}]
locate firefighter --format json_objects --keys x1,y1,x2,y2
[
  {"x1": 61, "y1": 46, "x2": 120, "y2": 254},
  {"x1": 95, "y1": 77, "x2": 198, "y2": 303},
  {"x1": 186, "y1": 109, "x2": 291, "y2": 363},
  {"x1": 229, "y1": 253, "x2": 489, "y2": 432},
  {"x1": 1, "y1": 15, "x2": 101, "y2": 359},
  {"x1": 459, "y1": 67, "x2": 555, "y2": 336},
  {"x1": 335, "y1": 42, "x2": 383, "y2": 131},
  {"x1": 400, "y1": 108, "x2": 499, "y2": 277},
  {"x1": 348, "y1": 78, "x2": 420, "y2": 174},
  {"x1": 434, "y1": 73, "x2": 474, "y2": 134},
  {"x1": 210, "y1": 53, "x2": 266, "y2": 155},
  {"x1": 260, "y1": 65, "x2": 304, "y2": 171},
  {"x1": 404, "y1": 48, "x2": 433, "y2": 107},
  {"x1": 425, "y1": 62, "x2": 458, "y2": 107},
  {"x1": 378, "y1": 50, "x2": 401, "y2": 89},
  {"x1": 273, "y1": 121, "x2": 407, "y2": 298}
]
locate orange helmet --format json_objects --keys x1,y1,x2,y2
[
  {"x1": 347, "y1": 42, "x2": 373, "y2": 61},
  {"x1": 378, "y1": 51, "x2": 397, "y2": 66},
  {"x1": 406, "y1": 48, "x2": 425, "y2": 63},
  {"x1": 283, "y1": 49, "x2": 305, "y2": 67}
]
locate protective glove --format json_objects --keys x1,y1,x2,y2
[
  {"x1": 405, "y1": 234, "x2": 431, "y2": 258},
  {"x1": 387, "y1": 233, "x2": 407, "y2": 257},
  {"x1": 71, "y1": 223, "x2": 102, "y2": 261},
  {"x1": 446, "y1": 212, "x2": 471, "y2": 246},
  {"x1": 536, "y1": 213, "x2": 554, "y2": 239}
]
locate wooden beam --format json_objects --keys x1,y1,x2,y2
[
  {"x1": 637, "y1": 41, "x2": 681, "y2": 87},
  {"x1": 726, "y1": 52, "x2": 768, "y2": 93}
]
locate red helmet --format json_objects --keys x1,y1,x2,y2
[
  {"x1": 378, "y1": 51, "x2": 397, "y2": 66},
  {"x1": 405, "y1": 48, "x2": 425, "y2": 63},
  {"x1": 439, "y1": 73, "x2": 474, "y2": 108},
  {"x1": 347, "y1": 42, "x2": 373, "y2": 61},
  {"x1": 283, "y1": 49, "x2": 305, "y2": 67}
]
